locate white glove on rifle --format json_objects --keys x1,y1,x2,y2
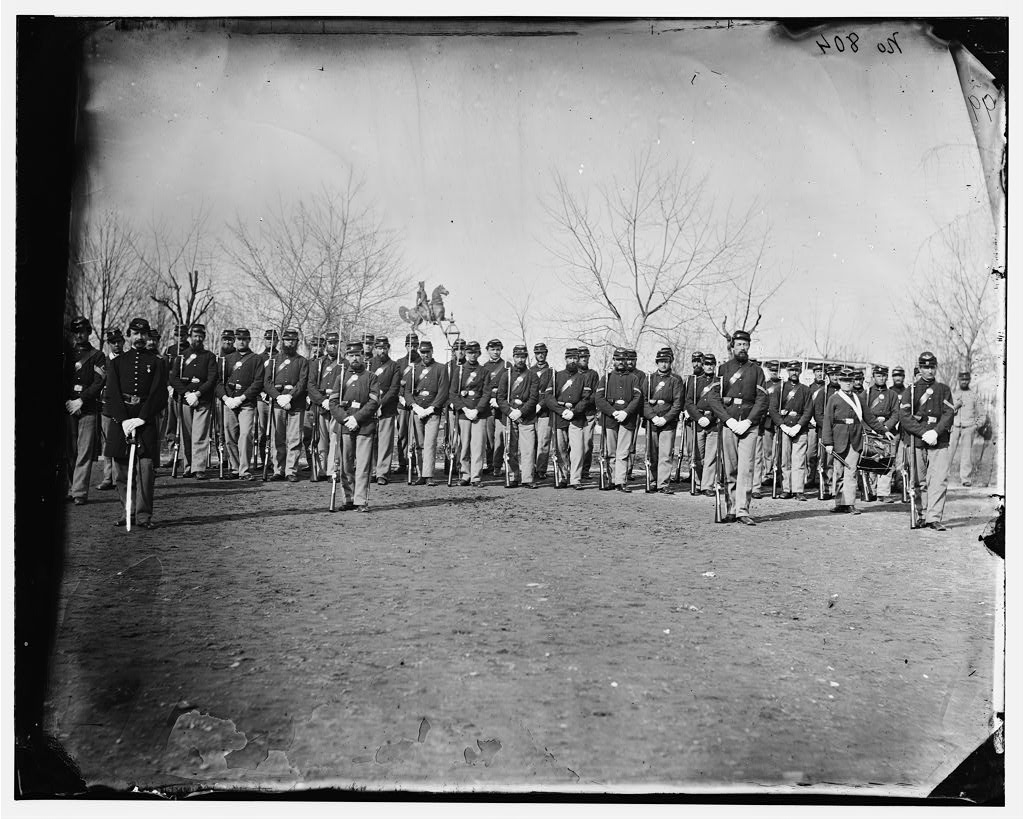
[
  {"x1": 561, "y1": 408, "x2": 574, "y2": 421},
  {"x1": 784, "y1": 425, "x2": 798, "y2": 438},
  {"x1": 167, "y1": 385, "x2": 175, "y2": 398},
  {"x1": 726, "y1": 418, "x2": 741, "y2": 434},
  {"x1": 65, "y1": 398, "x2": 84, "y2": 415},
  {"x1": 653, "y1": 416, "x2": 666, "y2": 428},
  {"x1": 489, "y1": 397, "x2": 498, "y2": 408},
  {"x1": 399, "y1": 395, "x2": 407, "y2": 407},
  {"x1": 276, "y1": 394, "x2": 290, "y2": 409},
  {"x1": 412, "y1": 404, "x2": 426, "y2": 419},
  {"x1": 185, "y1": 391, "x2": 199, "y2": 408},
  {"x1": 321, "y1": 398, "x2": 330, "y2": 410},
  {"x1": 612, "y1": 410, "x2": 627, "y2": 423},
  {"x1": 344, "y1": 416, "x2": 358, "y2": 431},
  {"x1": 735, "y1": 419, "x2": 752, "y2": 436},
  {"x1": 921, "y1": 429, "x2": 938, "y2": 446},
  {"x1": 509, "y1": 408, "x2": 522, "y2": 421},
  {"x1": 121, "y1": 417, "x2": 145, "y2": 437},
  {"x1": 698, "y1": 416, "x2": 710, "y2": 428}
]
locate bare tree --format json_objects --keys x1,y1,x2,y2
[
  {"x1": 902, "y1": 210, "x2": 1000, "y2": 384},
  {"x1": 495, "y1": 284, "x2": 537, "y2": 349},
  {"x1": 543, "y1": 151, "x2": 756, "y2": 355},
  {"x1": 136, "y1": 205, "x2": 218, "y2": 332},
  {"x1": 223, "y1": 180, "x2": 408, "y2": 344},
  {"x1": 797, "y1": 299, "x2": 864, "y2": 364},
  {"x1": 702, "y1": 228, "x2": 786, "y2": 356},
  {"x1": 66, "y1": 209, "x2": 149, "y2": 345}
]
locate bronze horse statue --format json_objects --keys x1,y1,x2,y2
[{"x1": 399, "y1": 283, "x2": 449, "y2": 331}]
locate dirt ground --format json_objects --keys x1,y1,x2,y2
[{"x1": 45, "y1": 441, "x2": 1002, "y2": 796}]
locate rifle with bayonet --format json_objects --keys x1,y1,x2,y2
[
  {"x1": 262, "y1": 357, "x2": 277, "y2": 481},
  {"x1": 644, "y1": 374, "x2": 655, "y2": 493},
  {"x1": 171, "y1": 352, "x2": 185, "y2": 478},
  {"x1": 714, "y1": 375, "x2": 728, "y2": 523},
  {"x1": 407, "y1": 363, "x2": 420, "y2": 485},
  {"x1": 503, "y1": 362, "x2": 513, "y2": 488}
]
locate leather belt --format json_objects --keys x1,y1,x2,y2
[{"x1": 122, "y1": 394, "x2": 142, "y2": 405}]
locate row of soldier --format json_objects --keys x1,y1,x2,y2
[{"x1": 66, "y1": 318, "x2": 975, "y2": 530}]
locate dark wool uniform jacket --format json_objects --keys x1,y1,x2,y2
[
  {"x1": 768, "y1": 380, "x2": 814, "y2": 433},
  {"x1": 215, "y1": 349, "x2": 266, "y2": 408},
  {"x1": 404, "y1": 360, "x2": 451, "y2": 413},
  {"x1": 641, "y1": 371, "x2": 684, "y2": 426},
  {"x1": 68, "y1": 343, "x2": 107, "y2": 414},
  {"x1": 577, "y1": 367, "x2": 599, "y2": 416},
  {"x1": 264, "y1": 352, "x2": 309, "y2": 411},
  {"x1": 481, "y1": 357, "x2": 507, "y2": 407},
  {"x1": 690, "y1": 374, "x2": 721, "y2": 428},
  {"x1": 595, "y1": 370, "x2": 643, "y2": 431},
  {"x1": 542, "y1": 369, "x2": 592, "y2": 430},
  {"x1": 864, "y1": 384, "x2": 900, "y2": 432},
  {"x1": 169, "y1": 347, "x2": 218, "y2": 405},
  {"x1": 308, "y1": 356, "x2": 344, "y2": 417},
  {"x1": 810, "y1": 382, "x2": 839, "y2": 430},
  {"x1": 103, "y1": 347, "x2": 168, "y2": 459},
  {"x1": 821, "y1": 390, "x2": 888, "y2": 456},
  {"x1": 496, "y1": 366, "x2": 541, "y2": 423},
  {"x1": 529, "y1": 363, "x2": 554, "y2": 414},
  {"x1": 761, "y1": 378, "x2": 784, "y2": 430},
  {"x1": 450, "y1": 362, "x2": 492, "y2": 417},
  {"x1": 706, "y1": 359, "x2": 769, "y2": 426},
  {"x1": 329, "y1": 366, "x2": 380, "y2": 436},
  {"x1": 899, "y1": 380, "x2": 955, "y2": 449},
  {"x1": 397, "y1": 353, "x2": 423, "y2": 411},
  {"x1": 369, "y1": 356, "x2": 402, "y2": 418}
]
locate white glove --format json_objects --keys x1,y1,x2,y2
[
  {"x1": 653, "y1": 416, "x2": 666, "y2": 428},
  {"x1": 65, "y1": 398, "x2": 84, "y2": 415},
  {"x1": 735, "y1": 419, "x2": 752, "y2": 436},
  {"x1": 421, "y1": 405, "x2": 434, "y2": 416},
  {"x1": 221, "y1": 395, "x2": 232, "y2": 407},
  {"x1": 561, "y1": 408, "x2": 574, "y2": 421},
  {"x1": 233, "y1": 396, "x2": 246, "y2": 409},
  {"x1": 885, "y1": 431, "x2": 897, "y2": 442},
  {"x1": 463, "y1": 407, "x2": 478, "y2": 421},
  {"x1": 121, "y1": 418, "x2": 144, "y2": 437},
  {"x1": 321, "y1": 398, "x2": 330, "y2": 410},
  {"x1": 509, "y1": 408, "x2": 522, "y2": 421},
  {"x1": 922, "y1": 429, "x2": 938, "y2": 446},
  {"x1": 399, "y1": 395, "x2": 407, "y2": 407},
  {"x1": 276, "y1": 395, "x2": 290, "y2": 409},
  {"x1": 489, "y1": 398, "x2": 498, "y2": 408},
  {"x1": 167, "y1": 385, "x2": 175, "y2": 398},
  {"x1": 810, "y1": 418, "x2": 817, "y2": 428},
  {"x1": 825, "y1": 444, "x2": 833, "y2": 456},
  {"x1": 698, "y1": 416, "x2": 710, "y2": 428},
  {"x1": 784, "y1": 425, "x2": 798, "y2": 438},
  {"x1": 185, "y1": 391, "x2": 199, "y2": 408},
  {"x1": 612, "y1": 410, "x2": 627, "y2": 423},
  {"x1": 726, "y1": 418, "x2": 741, "y2": 434},
  {"x1": 412, "y1": 404, "x2": 426, "y2": 419},
  {"x1": 344, "y1": 416, "x2": 358, "y2": 431}
]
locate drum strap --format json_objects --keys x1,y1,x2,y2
[{"x1": 837, "y1": 391, "x2": 863, "y2": 422}]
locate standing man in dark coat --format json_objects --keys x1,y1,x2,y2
[
  {"x1": 543, "y1": 347, "x2": 594, "y2": 490},
  {"x1": 265, "y1": 327, "x2": 310, "y2": 482},
  {"x1": 307, "y1": 332, "x2": 343, "y2": 481},
  {"x1": 705, "y1": 330, "x2": 769, "y2": 525},
  {"x1": 576, "y1": 345, "x2": 600, "y2": 480},
  {"x1": 529, "y1": 342, "x2": 554, "y2": 478},
  {"x1": 168, "y1": 323, "x2": 218, "y2": 480},
  {"x1": 395, "y1": 332, "x2": 421, "y2": 474},
  {"x1": 899, "y1": 351, "x2": 956, "y2": 530},
  {"x1": 65, "y1": 316, "x2": 107, "y2": 505},
  {"x1": 495, "y1": 345, "x2": 540, "y2": 488},
  {"x1": 104, "y1": 318, "x2": 168, "y2": 529},
  {"x1": 862, "y1": 364, "x2": 901, "y2": 500},
  {"x1": 769, "y1": 361, "x2": 814, "y2": 499},
  {"x1": 370, "y1": 336, "x2": 402, "y2": 484},
  {"x1": 406, "y1": 340, "x2": 451, "y2": 485},
  {"x1": 216, "y1": 328, "x2": 265, "y2": 480},
  {"x1": 481, "y1": 339, "x2": 507, "y2": 476},
  {"x1": 642, "y1": 347, "x2": 684, "y2": 494},
  {"x1": 330, "y1": 341, "x2": 381, "y2": 511}
]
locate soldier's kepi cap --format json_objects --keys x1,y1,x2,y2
[
  {"x1": 565, "y1": 347, "x2": 580, "y2": 357},
  {"x1": 612, "y1": 347, "x2": 627, "y2": 360},
  {"x1": 958, "y1": 370, "x2": 971, "y2": 378},
  {"x1": 263, "y1": 329, "x2": 280, "y2": 341},
  {"x1": 656, "y1": 347, "x2": 673, "y2": 362},
  {"x1": 362, "y1": 332, "x2": 375, "y2": 344},
  {"x1": 826, "y1": 363, "x2": 841, "y2": 375},
  {"x1": 486, "y1": 339, "x2": 503, "y2": 350},
  {"x1": 891, "y1": 366, "x2": 905, "y2": 376},
  {"x1": 405, "y1": 333, "x2": 419, "y2": 345},
  {"x1": 235, "y1": 328, "x2": 251, "y2": 340},
  {"x1": 918, "y1": 350, "x2": 938, "y2": 367},
  {"x1": 466, "y1": 340, "x2": 481, "y2": 353},
  {"x1": 176, "y1": 323, "x2": 189, "y2": 337},
  {"x1": 872, "y1": 364, "x2": 888, "y2": 375},
  {"x1": 345, "y1": 341, "x2": 363, "y2": 353},
  {"x1": 533, "y1": 342, "x2": 548, "y2": 354},
  {"x1": 314, "y1": 335, "x2": 326, "y2": 345},
  {"x1": 69, "y1": 315, "x2": 92, "y2": 333},
  {"x1": 148, "y1": 328, "x2": 161, "y2": 340},
  {"x1": 625, "y1": 349, "x2": 638, "y2": 359},
  {"x1": 418, "y1": 340, "x2": 433, "y2": 352},
  {"x1": 105, "y1": 328, "x2": 124, "y2": 343},
  {"x1": 127, "y1": 317, "x2": 151, "y2": 334},
  {"x1": 732, "y1": 329, "x2": 751, "y2": 343},
  {"x1": 786, "y1": 360, "x2": 802, "y2": 371},
  {"x1": 702, "y1": 353, "x2": 717, "y2": 365},
  {"x1": 452, "y1": 338, "x2": 467, "y2": 351},
  {"x1": 765, "y1": 359, "x2": 779, "y2": 372},
  {"x1": 189, "y1": 323, "x2": 207, "y2": 337},
  {"x1": 221, "y1": 329, "x2": 235, "y2": 340},
  {"x1": 691, "y1": 350, "x2": 704, "y2": 362},
  {"x1": 325, "y1": 331, "x2": 340, "y2": 343},
  {"x1": 512, "y1": 344, "x2": 528, "y2": 356},
  {"x1": 577, "y1": 345, "x2": 590, "y2": 356},
  {"x1": 374, "y1": 336, "x2": 390, "y2": 347},
  {"x1": 282, "y1": 327, "x2": 300, "y2": 341},
  {"x1": 838, "y1": 367, "x2": 855, "y2": 380}
]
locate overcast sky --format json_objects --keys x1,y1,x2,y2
[{"x1": 80, "y1": 18, "x2": 995, "y2": 366}]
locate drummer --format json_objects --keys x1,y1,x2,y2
[
  {"x1": 822, "y1": 367, "x2": 896, "y2": 514},
  {"x1": 862, "y1": 363, "x2": 901, "y2": 501}
]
